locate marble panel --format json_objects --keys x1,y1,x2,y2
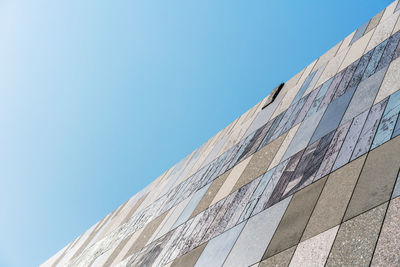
[
  {"x1": 194, "y1": 222, "x2": 246, "y2": 267},
  {"x1": 366, "y1": 11, "x2": 399, "y2": 51},
  {"x1": 314, "y1": 120, "x2": 352, "y2": 181},
  {"x1": 363, "y1": 39, "x2": 388, "y2": 80},
  {"x1": 340, "y1": 30, "x2": 373, "y2": 72},
  {"x1": 376, "y1": 30, "x2": 400, "y2": 72},
  {"x1": 259, "y1": 246, "x2": 296, "y2": 267},
  {"x1": 334, "y1": 59, "x2": 359, "y2": 99},
  {"x1": 350, "y1": 20, "x2": 369, "y2": 45},
  {"x1": 305, "y1": 79, "x2": 332, "y2": 119},
  {"x1": 375, "y1": 49, "x2": 400, "y2": 104},
  {"x1": 342, "y1": 66, "x2": 388, "y2": 123},
  {"x1": 351, "y1": 98, "x2": 388, "y2": 160},
  {"x1": 223, "y1": 197, "x2": 292, "y2": 267},
  {"x1": 347, "y1": 48, "x2": 374, "y2": 90},
  {"x1": 333, "y1": 110, "x2": 369, "y2": 171}
]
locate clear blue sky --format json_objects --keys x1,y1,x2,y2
[{"x1": 0, "y1": 0, "x2": 392, "y2": 266}]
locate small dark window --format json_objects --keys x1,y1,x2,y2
[{"x1": 262, "y1": 83, "x2": 284, "y2": 110}]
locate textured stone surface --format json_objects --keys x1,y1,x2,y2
[
  {"x1": 289, "y1": 226, "x2": 338, "y2": 267},
  {"x1": 171, "y1": 242, "x2": 207, "y2": 267},
  {"x1": 345, "y1": 135, "x2": 400, "y2": 220},
  {"x1": 371, "y1": 197, "x2": 400, "y2": 267},
  {"x1": 263, "y1": 178, "x2": 327, "y2": 259},
  {"x1": 190, "y1": 170, "x2": 231, "y2": 218},
  {"x1": 351, "y1": 98, "x2": 388, "y2": 160},
  {"x1": 393, "y1": 171, "x2": 400, "y2": 199},
  {"x1": 194, "y1": 222, "x2": 245, "y2": 267},
  {"x1": 333, "y1": 110, "x2": 369, "y2": 171},
  {"x1": 326, "y1": 203, "x2": 388, "y2": 267},
  {"x1": 375, "y1": 56, "x2": 400, "y2": 104},
  {"x1": 342, "y1": 65, "x2": 388, "y2": 123},
  {"x1": 259, "y1": 246, "x2": 296, "y2": 267},
  {"x1": 302, "y1": 155, "x2": 366, "y2": 241},
  {"x1": 223, "y1": 197, "x2": 292, "y2": 267},
  {"x1": 367, "y1": 11, "x2": 399, "y2": 51},
  {"x1": 232, "y1": 134, "x2": 286, "y2": 192},
  {"x1": 365, "y1": 10, "x2": 384, "y2": 34}
]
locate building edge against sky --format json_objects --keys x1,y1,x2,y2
[{"x1": 43, "y1": 1, "x2": 400, "y2": 266}]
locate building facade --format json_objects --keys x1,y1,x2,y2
[{"x1": 43, "y1": 1, "x2": 400, "y2": 266}]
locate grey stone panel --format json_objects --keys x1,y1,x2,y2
[
  {"x1": 342, "y1": 66, "x2": 388, "y2": 123},
  {"x1": 259, "y1": 112, "x2": 286, "y2": 148},
  {"x1": 314, "y1": 120, "x2": 352, "y2": 181},
  {"x1": 271, "y1": 103, "x2": 299, "y2": 142},
  {"x1": 194, "y1": 222, "x2": 246, "y2": 267},
  {"x1": 377, "y1": 31, "x2": 400, "y2": 72},
  {"x1": 263, "y1": 178, "x2": 327, "y2": 259},
  {"x1": 265, "y1": 150, "x2": 304, "y2": 209},
  {"x1": 333, "y1": 59, "x2": 359, "y2": 100},
  {"x1": 223, "y1": 197, "x2": 292, "y2": 267},
  {"x1": 310, "y1": 86, "x2": 355, "y2": 145},
  {"x1": 292, "y1": 71, "x2": 316, "y2": 105},
  {"x1": 392, "y1": 113, "x2": 400, "y2": 138},
  {"x1": 333, "y1": 109, "x2": 369, "y2": 171},
  {"x1": 281, "y1": 96, "x2": 308, "y2": 134},
  {"x1": 362, "y1": 39, "x2": 388, "y2": 80},
  {"x1": 347, "y1": 48, "x2": 374, "y2": 90},
  {"x1": 350, "y1": 20, "x2": 369, "y2": 45},
  {"x1": 351, "y1": 97, "x2": 388, "y2": 160},
  {"x1": 259, "y1": 246, "x2": 296, "y2": 267},
  {"x1": 393, "y1": 170, "x2": 400, "y2": 199},
  {"x1": 326, "y1": 203, "x2": 387, "y2": 267},
  {"x1": 282, "y1": 108, "x2": 325, "y2": 161},
  {"x1": 303, "y1": 155, "x2": 367, "y2": 241},
  {"x1": 171, "y1": 242, "x2": 207, "y2": 267},
  {"x1": 238, "y1": 173, "x2": 273, "y2": 223},
  {"x1": 293, "y1": 87, "x2": 320, "y2": 126},
  {"x1": 305, "y1": 79, "x2": 332, "y2": 119},
  {"x1": 372, "y1": 89, "x2": 400, "y2": 149},
  {"x1": 318, "y1": 69, "x2": 345, "y2": 112},
  {"x1": 371, "y1": 197, "x2": 400, "y2": 267},
  {"x1": 252, "y1": 160, "x2": 289, "y2": 216},
  {"x1": 283, "y1": 131, "x2": 334, "y2": 197},
  {"x1": 345, "y1": 135, "x2": 400, "y2": 221}
]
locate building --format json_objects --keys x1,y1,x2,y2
[{"x1": 42, "y1": 1, "x2": 400, "y2": 266}]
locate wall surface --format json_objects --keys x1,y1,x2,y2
[{"x1": 43, "y1": 1, "x2": 400, "y2": 266}]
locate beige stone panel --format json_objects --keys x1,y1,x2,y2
[
  {"x1": 231, "y1": 133, "x2": 287, "y2": 193},
  {"x1": 313, "y1": 41, "x2": 343, "y2": 72},
  {"x1": 108, "y1": 227, "x2": 144, "y2": 266},
  {"x1": 39, "y1": 243, "x2": 70, "y2": 267},
  {"x1": 296, "y1": 60, "x2": 317, "y2": 89},
  {"x1": 374, "y1": 57, "x2": 400, "y2": 104},
  {"x1": 381, "y1": 0, "x2": 399, "y2": 22},
  {"x1": 316, "y1": 46, "x2": 350, "y2": 88},
  {"x1": 145, "y1": 207, "x2": 176, "y2": 246},
  {"x1": 89, "y1": 248, "x2": 114, "y2": 267},
  {"x1": 339, "y1": 29, "x2": 375, "y2": 72},
  {"x1": 367, "y1": 11, "x2": 399, "y2": 51},
  {"x1": 189, "y1": 136, "x2": 219, "y2": 176},
  {"x1": 190, "y1": 170, "x2": 231, "y2": 218},
  {"x1": 268, "y1": 124, "x2": 300, "y2": 171},
  {"x1": 57, "y1": 222, "x2": 100, "y2": 266},
  {"x1": 271, "y1": 83, "x2": 300, "y2": 120},
  {"x1": 366, "y1": 10, "x2": 385, "y2": 34},
  {"x1": 337, "y1": 31, "x2": 355, "y2": 55},
  {"x1": 393, "y1": 11, "x2": 400, "y2": 33},
  {"x1": 284, "y1": 67, "x2": 305, "y2": 90},
  {"x1": 210, "y1": 155, "x2": 253, "y2": 205}
]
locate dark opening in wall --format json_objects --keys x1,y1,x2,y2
[{"x1": 262, "y1": 83, "x2": 285, "y2": 109}]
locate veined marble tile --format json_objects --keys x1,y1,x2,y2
[
  {"x1": 333, "y1": 110, "x2": 369, "y2": 171},
  {"x1": 351, "y1": 98, "x2": 388, "y2": 160},
  {"x1": 363, "y1": 39, "x2": 388, "y2": 80},
  {"x1": 316, "y1": 46, "x2": 349, "y2": 88},
  {"x1": 375, "y1": 48, "x2": 400, "y2": 104},
  {"x1": 334, "y1": 59, "x2": 359, "y2": 100},
  {"x1": 269, "y1": 124, "x2": 300, "y2": 171},
  {"x1": 305, "y1": 79, "x2": 332, "y2": 119},
  {"x1": 350, "y1": 20, "x2": 369, "y2": 45},
  {"x1": 314, "y1": 120, "x2": 352, "y2": 181},
  {"x1": 376, "y1": 30, "x2": 400, "y2": 72}
]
